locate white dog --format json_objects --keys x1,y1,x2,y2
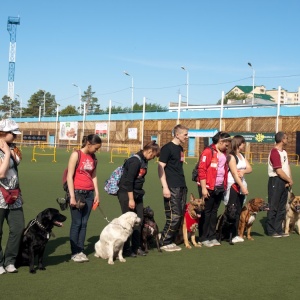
[{"x1": 94, "y1": 212, "x2": 141, "y2": 265}]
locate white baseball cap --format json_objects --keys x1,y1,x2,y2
[{"x1": 0, "y1": 119, "x2": 21, "y2": 134}]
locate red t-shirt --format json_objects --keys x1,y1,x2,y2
[{"x1": 73, "y1": 151, "x2": 96, "y2": 190}]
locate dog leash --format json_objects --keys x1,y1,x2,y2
[{"x1": 96, "y1": 206, "x2": 110, "y2": 223}]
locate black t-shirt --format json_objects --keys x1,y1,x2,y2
[{"x1": 159, "y1": 142, "x2": 186, "y2": 188}]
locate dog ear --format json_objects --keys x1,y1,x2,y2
[
  {"x1": 289, "y1": 193, "x2": 295, "y2": 203},
  {"x1": 190, "y1": 193, "x2": 195, "y2": 201}
]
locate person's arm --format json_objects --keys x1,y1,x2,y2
[
  {"x1": 67, "y1": 151, "x2": 79, "y2": 207},
  {"x1": 238, "y1": 156, "x2": 252, "y2": 178},
  {"x1": 275, "y1": 168, "x2": 293, "y2": 186},
  {"x1": 123, "y1": 157, "x2": 140, "y2": 209},
  {"x1": 198, "y1": 148, "x2": 210, "y2": 199},
  {"x1": 0, "y1": 139, "x2": 12, "y2": 178},
  {"x1": 158, "y1": 161, "x2": 170, "y2": 198},
  {"x1": 92, "y1": 168, "x2": 100, "y2": 205},
  {"x1": 228, "y1": 155, "x2": 248, "y2": 195}
]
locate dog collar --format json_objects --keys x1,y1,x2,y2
[{"x1": 23, "y1": 219, "x2": 54, "y2": 239}]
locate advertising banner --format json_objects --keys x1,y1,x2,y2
[{"x1": 59, "y1": 122, "x2": 78, "y2": 140}]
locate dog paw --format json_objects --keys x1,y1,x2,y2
[
  {"x1": 119, "y1": 258, "x2": 126, "y2": 263},
  {"x1": 194, "y1": 243, "x2": 202, "y2": 248},
  {"x1": 108, "y1": 260, "x2": 115, "y2": 265},
  {"x1": 30, "y1": 269, "x2": 36, "y2": 274},
  {"x1": 185, "y1": 244, "x2": 192, "y2": 249},
  {"x1": 38, "y1": 267, "x2": 46, "y2": 271}
]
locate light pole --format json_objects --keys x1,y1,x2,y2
[
  {"x1": 15, "y1": 93, "x2": 22, "y2": 117},
  {"x1": 72, "y1": 83, "x2": 82, "y2": 114},
  {"x1": 248, "y1": 62, "x2": 255, "y2": 105},
  {"x1": 123, "y1": 71, "x2": 134, "y2": 111},
  {"x1": 43, "y1": 90, "x2": 46, "y2": 116},
  {"x1": 181, "y1": 66, "x2": 189, "y2": 107},
  {"x1": 55, "y1": 104, "x2": 60, "y2": 147}
]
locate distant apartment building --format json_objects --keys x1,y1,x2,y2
[{"x1": 227, "y1": 85, "x2": 300, "y2": 104}]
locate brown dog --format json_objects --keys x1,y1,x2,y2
[
  {"x1": 283, "y1": 193, "x2": 300, "y2": 235},
  {"x1": 176, "y1": 193, "x2": 205, "y2": 249},
  {"x1": 238, "y1": 198, "x2": 269, "y2": 240}
]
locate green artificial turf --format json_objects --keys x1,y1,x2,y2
[{"x1": 1, "y1": 148, "x2": 300, "y2": 300}]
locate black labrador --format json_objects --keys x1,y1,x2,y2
[
  {"x1": 216, "y1": 203, "x2": 238, "y2": 245},
  {"x1": 17, "y1": 208, "x2": 67, "y2": 273},
  {"x1": 141, "y1": 206, "x2": 161, "y2": 253}
]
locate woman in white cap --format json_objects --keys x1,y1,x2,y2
[{"x1": 0, "y1": 118, "x2": 24, "y2": 274}]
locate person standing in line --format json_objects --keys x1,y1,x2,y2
[
  {"x1": 224, "y1": 135, "x2": 252, "y2": 244},
  {"x1": 267, "y1": 131, "x2": 293, "y2": 238},
  {"x1": 117, "y1": 141, "x2": 160, "y2": 257},
  {"x1": 158, "y1": 124, "x2": 189, "y2": 252},
  {"x1": 67, "y1": 134, "x2": 102, "y2": 262},
  {"x1": 0, "y1": 119, "x2": 24, "y2": 274},
  {"x1": 197, "y1": 131, "x2": 231, "y2": 247}
]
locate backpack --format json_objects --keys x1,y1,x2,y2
[
  {"x1": 62, "y1": 150, "x2": 97, "y2": 192},
  {"x1": 104, "y1": 154, "x2": 141, "y2": 196},
  {"x1": 192, "y1": 146, "x2": 214, "y2": 182}
]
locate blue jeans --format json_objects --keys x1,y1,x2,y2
[{"x1": 69, "y1": 190, "x2": 94, "y2": 255}]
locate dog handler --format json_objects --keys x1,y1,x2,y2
[
  {"x1": 118, "y1": 141, "x2": 160, "y2": 257},
  {"x1": 224, "y1": 135, "x2": 252, "y2": 244},
  {"x1": 267, "y1": 131, "x2": 293, "y2": 238},
  {"x1": 67, "y1": 134, "x2": 102, "y2": 263},
  {"x1": 197, "y1": 131, "x2": 231, "y2": 247},
  {"x1": 0, "y1": 119, "x2": 24, "y2": 274},
  {"x1": 158, "y1": 124, "x2": 189, "y2": 252}
]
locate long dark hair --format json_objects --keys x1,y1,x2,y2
[
  {"x1": 81, "y1": 134, "x2": 102, "y2": 148},
  {"x1": 212, "y1": 131, "x2": 231, "y2": 144},
  {"x1": 230, "y1": 135, "x2": 245, "y2": 155}
]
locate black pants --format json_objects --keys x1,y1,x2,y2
[
  {"x1": 227, "y1": 186, "x2": 245, "y2": 237},
  {"x1": 198, "y1": 187, "x2": 223, "y2": 242},
  {"x1": 159, "y1": 187, "x2": 187, "y2": 246},
  {"x1": 267, "y1": 176, "x2": 288, "y2": 235},
  {"x1": 118, "y1": 191, "x2": 144, "y2": 253}
]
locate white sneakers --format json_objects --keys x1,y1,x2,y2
[
  {"x1": 210, "y1": 239, "x2": 221, "y2": 246},
  {"x1": 232, "y1": 236, "x2": 244, "y2": 244},
  {"x1": 160, "y1": 243, "x2": 181, "y2": 252},
  {"x1": 202, "y1": 239, "x2": 221, "y2": 247},
  {"x1": 5, "y1": 264, "x2": 18, "y2": 273},
  {"x1": 78, "y1": 252, "x2": 89, "y2": 262},
  {"x1": 71, "y1": 252, "x2": 89, "y2": 262},
  {"x1": 0, "y1": 266, "x2": 6, "y2": 275}
]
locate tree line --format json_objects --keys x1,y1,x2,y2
[{"x1": 0, "y1": 85, "x2": 168, "y2": 118}]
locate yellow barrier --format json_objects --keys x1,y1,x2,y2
[
  {"x1": 31, "y1": 145, "x2": 57, "y2": 162},
  {"x1": 66, "y1": 144, "x2": 80, "y2": 152},
  {"x1": 110, "y1": 147, "x2": 130, "y2": 163},
  {"x1": 288, "y1": 153, "x2": 299, "y2": 166},
  {"x1": 244, "y1": 152, "x2": 253, "y2": 165}
]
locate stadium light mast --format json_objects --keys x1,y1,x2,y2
[
  {"x1": 7, "y1": 16, "x2": 20, "y2": 100},
  {"x1": 181, "y1": 66, "x2": 189, "y2": 107},
  {"x1": 248, "y1": 62, "x2": 255, "y2": 105},
  {"x1": 123, "y1": 71, "x2": 134, "y2": 111}
]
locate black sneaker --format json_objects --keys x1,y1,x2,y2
[
  {"x1": 271, "y1": 233, "x2": 282, "y2": 238},
  {"x1": 123, "y1": 251, "x2": 137, "y2": 258}
]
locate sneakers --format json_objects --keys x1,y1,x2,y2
[
  {"x1": 210, "y1": 239, "x2": 221, "y2": 246},
  {"x1": 0, "y1": 266, "x2": 6, "y2": 275},
  {"x1": 136, "y1": 248, "x2": 147, "y2": 256},
  {"x1": 232, "y1": 236, "x2": 244, "y2": 244},
  {"x1": 271, "y1": 233, "x2": 282, "y2": 238},
  {"x1": 78, "y1": 252, "x2": 89, "y2": 262},
  {"x1": 202, "y1": 240, "x2": 214, "y2": 248},
  {"x1": 5, "y1": 264, "x2": 18, "y2": 273},
  {"x1": 71, "y1": 254, "x2": 84, "y2": 263},
  {"x1": 280, "y1": 233, "x2": 289, "y2": 238},
  {"x1": 160, "y1": 243, "x2": 181, "y2": 252}
]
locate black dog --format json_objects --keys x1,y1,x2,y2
[
  {"x1": 141, "y1": 206, "x2": 161, "y2": 253},
  {"x1": 17, "y1": 208, "x2": 67, "y2": 273},
  {"x1": 216, "y1": 203, "x2": 238, "y2": 245}
]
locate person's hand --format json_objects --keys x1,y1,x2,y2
[
  {"x1": 162, "y1": 187, "x2": 171, "y2": 198},
  {"x1": 237, "y1": 170, "x2": 244, "y2": 178},
  {"x1": 128, "y1": 199, "x2": 135, "y2": 210},
  {"x1": 241, "y1": 186, "x2": 248, "y2": 195},
  {"x1": 202, "y1": 187, "x2": 210, "y2": 199},
  {"x1": 69, "y1": 196, "x2": 77, "y2": 207},
  {"x1": 0, "y1": 139, "x2": 10, "y2": 155}
]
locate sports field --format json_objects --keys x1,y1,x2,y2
[{"x1": 1, "y1": 147, "x2": 300, "y2": 300}]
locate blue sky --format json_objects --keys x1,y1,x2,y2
[{"x1": 1, "y1": 0, "x2": 300, "y2": 111}]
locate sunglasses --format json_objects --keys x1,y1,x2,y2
[{"x1": 7, "y1": 132, "x2": 17, "y2": 137}]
